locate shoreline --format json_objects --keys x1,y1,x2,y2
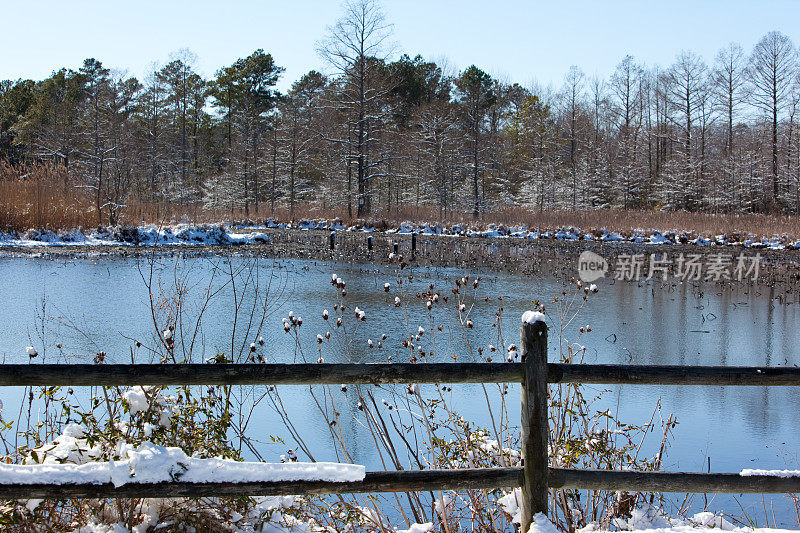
[{"x1": 3, "y1": 228, "x2": 799, "y2": 288}]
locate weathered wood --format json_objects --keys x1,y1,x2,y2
[
  {"x1": 0, "y1": 467, "x2": 523, "y2": 499},
  {"x1": 549, "y1": 467, "x2": 800, "y2": 493},
  {"x1": 4, "y1": 466, "x2": 799, "y2": 500},
  {"x1": 521, "y1": 319, "x2": 549, "y2": 529},
  {"x1": 550, "y1": 364, "x2": 800, "y2": 386},
  {"x1": 5, "y1": 362, "x2": 800, "y2": 387},
  {"x1": 0, "y1": 363, "x2": 524, "y2": 387}
]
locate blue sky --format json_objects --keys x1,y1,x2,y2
[{"x1": 3, "y1": 0, "x2": 799, "y2": 91}]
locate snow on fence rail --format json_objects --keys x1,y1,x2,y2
[{"x1": 2, "y1": 316, "x2": 800, "y2": 532}]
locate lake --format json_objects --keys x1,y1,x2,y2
[{"x1": 1, "y1": 253, "x2": 798, "y2": 526}]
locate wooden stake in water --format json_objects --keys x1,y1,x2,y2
[{"x1": 521, "y1": 317, "x2": 548, "y2": 529}]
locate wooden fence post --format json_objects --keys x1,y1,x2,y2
[{"x1": 521, "y1": 315, "x2": 548, "y2": 530}]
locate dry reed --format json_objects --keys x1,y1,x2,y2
[{"x1": 2, "y1": 162, "x2": 799, "y2": 240}]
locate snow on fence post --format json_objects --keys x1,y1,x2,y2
[{"x1": 520, "y1": 311, "x2": 548, "y2": 529}]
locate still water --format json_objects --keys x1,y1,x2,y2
[{"x1": 1, "y1": 254, "x2": 798, "y2": 525}]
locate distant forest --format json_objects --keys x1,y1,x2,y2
[{"x1": 2, "y1": 0, "x2": 800, "y2": 226}]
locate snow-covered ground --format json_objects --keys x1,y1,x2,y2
[
  {"x1": 499, "y1": 490, "x2": 797, "y2": 533},
  {"x1": 0, "y1": 224, "x2": 270, "y2": 247},
  {"x1": 249, "y1": 218, "x2": 800, "y2": 250},
  {"x1": 1, "y1": 219, "x2": 798, "y2": 250}
]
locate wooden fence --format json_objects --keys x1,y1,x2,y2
[{"x1": 2, "y1": 318, "x2": 800, "y2": 531}]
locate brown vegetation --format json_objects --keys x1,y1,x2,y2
[
  {"x1": 2, "y1": 162, "x2": 799, "y2": 241},
  {"x1": 0, "y1": 161, "x2": 95, "y2": 231}
]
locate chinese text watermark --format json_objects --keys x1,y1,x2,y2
[{"x1": 578, "y1": 251, "x2": 762, "y2": 283}]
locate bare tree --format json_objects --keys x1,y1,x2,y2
[
  {"x1": 317, "y1": 0, "x2": 394, "y2": 217},
  {"x1": 748, "y1": 31, "x2": 797, "y2": 202},
  {"x1": 712, "y1": 43, "x2": 748, "y2": 209},
  {"x1": 562, "y1": 66, "x2": 585, "y2": 208},
  {"x1": 610, "y1": 55, "x2": 642, "y2": 208},
  {"x1": 667, "y1": 51, "x2": 708, "y2": 209}
]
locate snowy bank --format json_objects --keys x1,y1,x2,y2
[
  {"x1": 0, "y1": 224, "x2": 270, "y2": 247},
  {"x1": 2, "y1": 218, "x2": 799, "y2": 250}
]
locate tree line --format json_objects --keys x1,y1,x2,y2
[{"x1": 2, "y1": 0, "x2": 800, "y2": 225}]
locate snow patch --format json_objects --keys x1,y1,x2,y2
[
  {"x1": 740, "y1": 468, "x2": 800, "y2": 478},
  {"x1": 527, "y1": 513, "x2": 559, "y2": 533},
  {"x1": 521, "y1": 310, "x2": 546, "y2": 325},
  {"x1": 1, "y1": 441, "x2": 364, "y2": 487}
]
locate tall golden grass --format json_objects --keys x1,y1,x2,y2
[
  {"x1": 1, "y1": 162, "x2": 798, "y2": 240},
  {"x1": 0, "y1": 161, "x2": 96, "y2": 231}
]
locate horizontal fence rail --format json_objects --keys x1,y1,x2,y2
[
  {"x1": 2, "y1": 318, "x2": 800, "y2": 532},
  {"x1": 549, "y1": 468, "x2": 800, "y2": 494},
  {"x1": 2, "y1": 362, "x2": 800, "y2": 387},
  {"x1": 0, "y1": 468, "x2": 524, "y2": 500},
  {"x1": 3, "y1": 467, "x2": 798, "y2": 500},
  {"x1": 550, "y1": 363, "x2": 800, "y2": 386},
  {"x1": 0, "y1": 362, "x2": 521, "y2": 386}
]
